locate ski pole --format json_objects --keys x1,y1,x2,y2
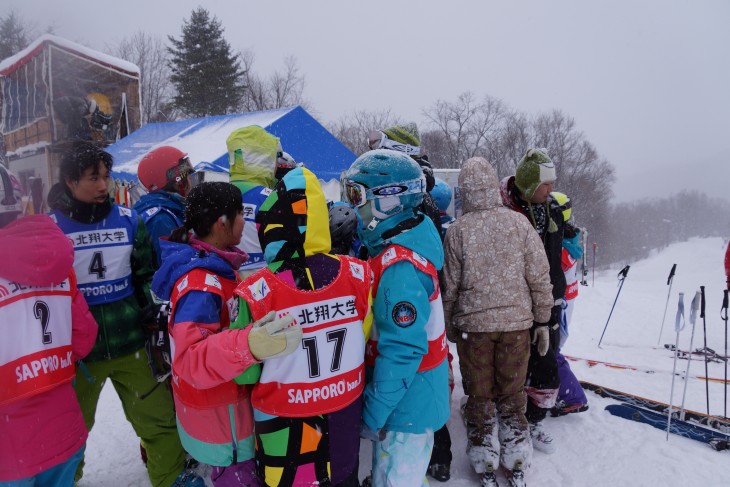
[
  {"x1": 657, "y1": 264, "x2": 678, "y2": 345},
  {"x1": 592, "y1": 243, "x2": 597, "y2": 287},
  {"x1": 667, "y1": 292, "x2": 685, "y2": 440},
  {"x1": 700, "y1": 286, "x2": 710, "y2": 416},
  {"x1": 598, "y1": 265, "x2": 630, "y2": 348},
  {"x1": 679, "y1": 291, "x2": 700, "y2": 421},
  {"x1": 722, "y1": 289, "x2": 728, "y2": 418}
]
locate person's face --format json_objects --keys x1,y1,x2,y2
[
  {"x1": 530, "y1": 181, "x2": 554, "y2": 204},
  {"x1": 66, "y1": 162, "x2": 111, "y2": 204},
  {"x1": 225, "y1": 211, "x2": 245, "y2": 247}
]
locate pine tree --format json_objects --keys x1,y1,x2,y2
[
  {"x1": 0, "y1": 11, "x2": 31, "y2": 59},
  {"x1": 167, "y1": 8, "x2": 245, "y2": 118}
]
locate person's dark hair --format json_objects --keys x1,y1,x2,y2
[
  {"x1": 169, "y1": 182, "x2": 242, "y2": 243},
  {"x1": 60, "y1": 140, "x2": 113, "y2": 182}
]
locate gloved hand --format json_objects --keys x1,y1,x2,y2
[
  {"x1": 532, "y1": 324, "x2": 550, "y2": 356},
  {"x1": 446, "y1": 324, "x2": 459, "y2": 343},
  {"x1": 550, "y1": 304, "x2": 563, "y2": 327},
  {"x1": 247, "y1": 311, "x2": 302, "y2": 361},
  {"x1": 140, "y1": 303, "x2": 166, "y2": 333},
  {"x1": 360, "y1": 422, "x2": 386, "y2": 442}
]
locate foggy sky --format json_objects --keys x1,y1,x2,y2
[{"x1": 5, "y1": 0, "x2": 729, "y2": 203}]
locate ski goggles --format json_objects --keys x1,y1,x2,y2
[
  {"x1": 166, "y1": 157, "x2": 195, "y2": 184},
  {"x1": 340, "y1": 176, "x2": 426, "y2": 208},
  {"x1": 367, "y1": 130, "x2": 421, "y2": 157}
]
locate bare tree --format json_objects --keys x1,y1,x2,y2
[
  {"x1": 531, "y1": 109, "x2": 615, "y2": 228},
  {"x1": 240, "y1": 51, "x2": 309, "y2": 112},
  {"x1": 422, "y1": 92, "x2": 507, "y2": 168},
  {"x1": 327, "y1": 109, "x2": 401, "y2": 156},
  {"x1": 485, "y1": 109, "x2": 532, "y2": 177},
  {"x1": 111, "y1": 31, "x2": 174, "y2": 123}
]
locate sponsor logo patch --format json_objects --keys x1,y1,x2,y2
[
  {"x1": 381, "y1": 248, "x2": 397, "y2": 266},
  {"x1": 204, "y1": 273, "x2": 222, "y2": 290},
  {"x1": 412, "y1": 251, "x2": 427, "y2": 267},
  {"x1": 249, "y1": 277, "x2": 270, "y2": 301},
  {"x1": 349, "y1": 262, "x2": 364, "y2": 282},
  {"x1": 176, "y1": 276, "x2": 189, "y2": 293},
  {"x1": 392, "y1": 301, "x2": 417, "y2": 328}
]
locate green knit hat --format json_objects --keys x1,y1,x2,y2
[
  {"x1": 515, "y1": 148, "x2": 557, "y2": 199},
  {"x1": 383, "y1": 123, "x2": 421, "y2": 148}
]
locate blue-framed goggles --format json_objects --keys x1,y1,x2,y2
[{"x1": 341, "y1": 176, "x2": 426, "y2": 208}]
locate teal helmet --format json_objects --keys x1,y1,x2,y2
[
  {"x1": 341, "y1": 149, "x2": 425, "y2": 230},
  {"x1": 431, "y1": 178, "x2": 452, "y2": 213}
]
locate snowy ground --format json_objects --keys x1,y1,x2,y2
[{"x1": 79, "y1": 237, "x2": 730, "y2": 486}]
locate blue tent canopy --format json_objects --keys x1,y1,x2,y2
[{"x1": 108, "y1": 106, "x2": 355, "y2": 182}]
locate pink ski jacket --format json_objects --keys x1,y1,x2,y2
[{"x1": 0, "y1": 214, "x2": 97, "y2": 481}]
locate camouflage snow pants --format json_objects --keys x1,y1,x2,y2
[{"x1": 457, "y1": 329, "x2": 531, "y2": 470}]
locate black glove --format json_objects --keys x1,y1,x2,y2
[
  {"x1": 140, "y1": 303, "x2": 166, "y2": 333},
  {"x1": 550, "y1": 304, "x2": 563, "y2": 328}
]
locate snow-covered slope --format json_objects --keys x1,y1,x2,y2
[{"x1": 79, "y1": 237, "x2": 730, "y2": 486}]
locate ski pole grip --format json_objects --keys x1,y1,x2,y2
[
  {"x1": 618, "y1": 265, "x2": 630, "y2": 280},
  {"x1": 723, "y1": 289, "x2": 728, "y2": 310},
  {"x1": 700, "y1": 285, "x2": 705, "y2": 318},
  {"x1": 667, "y1": 263, "x2": 676, "y2": 285}
]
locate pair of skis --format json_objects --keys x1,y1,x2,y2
[{"x1": 581, "y1": 381, "x2": 730, "y2": 451}]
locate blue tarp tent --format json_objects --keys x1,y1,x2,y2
[{"x1": 108, "y1": 106, "x2": 355, "y2": 182}]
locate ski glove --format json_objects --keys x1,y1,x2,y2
[
  {"x1": 532, "y1": 324, "x2": 550, "y2": 357},
  {"x1": 247, "y1": 311, "x2": 302, "y2": 361},
  {"x1": 360, "y1": 422, "x2": 386, "y2": 442},
  {"x1": 446, "y1": 323, "x2": 459, "y2": 343}
]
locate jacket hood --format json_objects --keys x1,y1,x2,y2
[
  {"x1": 133, "y1": 191, "x2": 185, "y2": 216},
  {"x1": 459, "y1": 157, "x2": 502, "y2": 214},
  {"x1": 256, "y1": 166, "x2": 330, "y2": 266},
  {"x1": 228, "y1": 126, "x2": 280, "y2": 190},
  {"x1": 0, "y1": 214, "x2": 74, "y2": 286},
  {"x1": 151, "y1": 238, "x2": 239, "y2": 301}
]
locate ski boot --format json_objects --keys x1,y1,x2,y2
[
  {"x1": 529, "y1": 421, "x2": 556, "y2": 454},
  {"x1": 507, "y1": 460, "x2": 526, "y2": 487},
  {"x1": 480, "y1": 463, "x2": 498, "y2": 487},
  {"x1": 427, "y1": 463, "x2": 451, "y2": 482},
  {"x1": 551, "y1": 401, "x2": 589, "y2": 417}
]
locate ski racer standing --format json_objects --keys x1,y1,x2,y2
[
  {"x1": 367, "y1": 125, "x2": 453, "y2": 482},
  {"x1": 232, "y1": 167, "x2": 371, "y2": 486},
  {"x1": 134, "y1": 146, "x2": 194, "y2": 267},
  {"x1": 549, "y1": 192, "x2": 589, "y2": 415},
  {"x1": 152, "y1": 181, "x2": 301, "y2": 486},
  {"x1": 341, "y1": 149, "x2": 450, "y2": 486},
  {"x1": 0, "y1": 166, "x2": 98, "y2": 486},
  {"x1": 442, "y1": 157, "x2": 553, "y2": 486},
  {"x1": 47, "y1": 141, "x2": 191, "y2": 487},
  {"x1": 500, "y1": 148, "x2": 566, "y2": 454},
  {"x1": 228, "y1": 126, "x2": 282, "y2": 277}
]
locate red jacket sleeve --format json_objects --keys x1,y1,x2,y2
[{"x1": 69, "y1": 271, "x2": 98, "y2": 361}]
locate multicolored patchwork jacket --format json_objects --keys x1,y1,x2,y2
[{"x1": 233, "y1": 166, "x2": 372, "y2": 486}]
